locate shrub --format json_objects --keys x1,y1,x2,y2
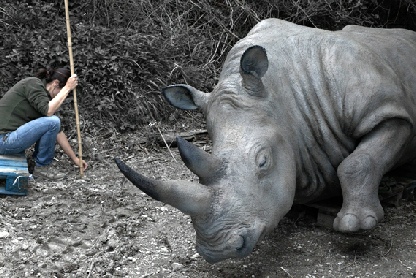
[{"x1": 1, "y1": 0, "x2": 415, "y2": 134}]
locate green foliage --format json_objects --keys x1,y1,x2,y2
[{"x1": 1, "y1": 0, "x2": 415, "y2": 134}]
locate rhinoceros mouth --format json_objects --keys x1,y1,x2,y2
[{"x1": 196, "y1": 223, "x2": 266, "y2": 263}]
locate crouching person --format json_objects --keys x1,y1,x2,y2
[{"x1": 0, "y1": 66, "x2": 88, "y2": 180}]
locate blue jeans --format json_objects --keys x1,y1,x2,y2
[{"x1": 0, "y1": 116, "x2": 60, "y2": 166}]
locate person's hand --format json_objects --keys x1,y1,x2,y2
[
  {"x1": 73, "y1": 157, "x2": 88, "y2": 171},
  {"x1": 65, "y1": 74, "x2": 79, "y2": 91}
]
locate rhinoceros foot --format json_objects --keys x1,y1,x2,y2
[{"x1": 333, "y1": 204, "x2": 383, "y2": 232}]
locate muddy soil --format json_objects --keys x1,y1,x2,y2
[{"x1": 1, "y1": 131, "x2": 416, "y2": 277}]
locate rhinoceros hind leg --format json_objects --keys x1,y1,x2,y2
[{"x1": 334, "y1": 119, "x2": 412, "y2": 232}]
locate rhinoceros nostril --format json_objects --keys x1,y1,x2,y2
[
  {"x1": 229, "y1": 235, "x2": 245, "y2": 251},
  {"x1": 237, "y1": 236, "x2": 246, "y2": 251}
]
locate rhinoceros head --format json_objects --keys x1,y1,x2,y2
[{"x1": 115, "y1": 46, "x2": 297, "y2": 263}]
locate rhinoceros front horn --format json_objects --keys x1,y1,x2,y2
[{"x1": 114, "y1": 158, "x2": 212, "y2": 216}]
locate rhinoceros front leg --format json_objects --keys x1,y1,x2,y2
[{"x1": 334, "y1": 119, "x2": 412, "y2": 232}]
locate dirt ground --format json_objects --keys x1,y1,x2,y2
[{"x1": 1, "y1": 130, "x2": 416, "y2": 278}]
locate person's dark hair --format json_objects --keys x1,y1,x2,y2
[{"x1": 36, "y1": 66, "x2": 71, "y2": 88}]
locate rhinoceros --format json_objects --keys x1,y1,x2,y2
[{"x1": 115, "y1": 19, "x2": 416, "y2": 263}]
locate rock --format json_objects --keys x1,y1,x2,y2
[
  {"x1": 0, "y1": 230, "x2": 10, "y2": 238},
  {"x1": 171, "y1": 262, "x2": 184, "y2": 271}
]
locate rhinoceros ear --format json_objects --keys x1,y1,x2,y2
[
  {"x1": 240, "y1": 45, "x2": 269, "y2": 78},
  {"x1": 240, "y1": 45, "x2": 269, "y2": 97},
  {"x1": 162, "y1": 84, "x2": 209, "y2": 110}
]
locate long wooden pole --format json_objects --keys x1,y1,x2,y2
[{"x1": 64, "y1": 0, "x2": 83, "y2": 177}]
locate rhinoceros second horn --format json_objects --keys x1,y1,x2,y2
[{"x1": 176, "y1": 136, "x2": 225, "y2": 184}]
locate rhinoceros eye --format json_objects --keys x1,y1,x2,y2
[
  {"x1": 258, "y1": 155, "x2": 267, "y2": 168},
  {"x1": 256, "y1": 148, "x2": 272, "y2": 171}
]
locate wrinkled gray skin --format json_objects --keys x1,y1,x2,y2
[{"x1": 115, "y1": 19, "x2": 416, "y2": 263}]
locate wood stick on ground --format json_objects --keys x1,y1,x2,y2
[
  {"x1": 64, "y1": 0, "x2": 83, "y2": 176},
  {"x1": 156, "y1": 125, "x2": 177, "y2": 162}
]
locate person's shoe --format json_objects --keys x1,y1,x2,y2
[
  {"x1": 33, "y1": 164, "x2": 66, "y2": 181},
  {"x1": 27, "y1": 156, "x2": 36, "y2": 174}
]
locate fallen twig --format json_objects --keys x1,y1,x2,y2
[{"x1": 154, "y1": 124, "x2": 177, "y2": 162}]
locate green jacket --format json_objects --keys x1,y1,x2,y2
[{"x1": 0, "y1": 77, "x2": 51, "y2": 134}]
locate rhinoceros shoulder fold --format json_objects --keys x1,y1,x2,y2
[{"x1": 332, "y1": 26, "x2": 416, "y2": 137}]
